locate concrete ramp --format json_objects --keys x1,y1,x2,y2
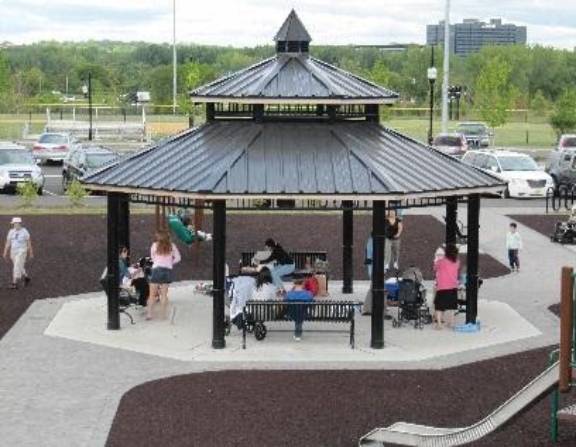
[{"x1": 359, "y1": 362, "x2": 559, "y2": 446}]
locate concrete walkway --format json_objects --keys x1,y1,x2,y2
[{"x1": 0, "y1": 206, "x2": 572, "y2": 446}]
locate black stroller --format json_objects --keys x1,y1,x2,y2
[
  {"x1": 392, "y1": 267, "x2": 433, "y2": 329},
  {"x1": 551, "y1": 206, "x2": 576, "y2": 244}
]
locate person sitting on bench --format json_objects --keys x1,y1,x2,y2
[
  {"x1": 252, "y1": 267, "x2": 277, "y2": 301},
  {"x1": 285, "y1": 278, "x2": 314, "y2": 341},
  {"x1": 259, "y1": 238, "x2": 295, "y2": 290},
  {"x1": 119, "y1": 246, "x2": 149, "y2": 306}
]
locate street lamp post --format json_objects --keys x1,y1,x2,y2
[
  {"x1": 427, "y1": 47, "x2": 437, "y2": 146},
  {"x1": 87, "y1": 72, "x2": 93, "y2": 141}
]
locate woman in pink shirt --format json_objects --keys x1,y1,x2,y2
[
  {"x1": 433, "y1": 244, "x2": 460, "y2": 329},
  {"x1": 146, "y1": 230, "x2": 181, "y2": 320}
]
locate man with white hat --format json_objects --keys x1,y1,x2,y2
[{"x1": 3, "y1": 217, "x2": 33, "y2": 289}]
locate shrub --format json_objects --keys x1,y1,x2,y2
[
  {"x1": 16, "y1": 181, "x2": 38, "y2": 207},
  {"x1": 66, "y1": 179, "x2": 88, "y2": 207}
]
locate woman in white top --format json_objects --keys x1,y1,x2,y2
[
  {"x1": 252, "y1": 267, "x2": 277, "y2": 301},
  {"x1": 147, "y1": 230, "x2": 181, "y2": 320}
]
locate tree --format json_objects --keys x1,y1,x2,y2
[
  {"x1": 550, "y1": 89, "x2": 576, "y2": 136},
  {"x1": 474, "y1": 55, "x2": 512, "y2": 143},
  {"x1": 0, "y1": 50, "x2": 10, "y2": 94}
]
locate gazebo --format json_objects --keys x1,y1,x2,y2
[{"x1": 83, "y1": 10, "x2": 505, "y2": 350}]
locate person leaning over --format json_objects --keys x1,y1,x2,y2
[
  {"x1": 146, "y1": 230, "x2": 181, "y2": 320},
  {"x1": 259, "y1": 238, "x2": 295, "y2": 291},
  {"x1": 3, "y1": 217, "x2": 33, "y2": 289}
]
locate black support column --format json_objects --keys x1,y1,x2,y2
[
  {"x1": 466, "y1": 194, "x2": 480, "y2": 324},
  {"x1": 342, "y1": 200, "x2": 354, "y2": 294},
  {"x1": 445, "y1": 196, "x2": 458, "y2": 246},
  {"x1": 212, "y1": 200, "x2": 227, "y2": 349},
  {"x1": 371, "y1": 201, "x2": 386, "y2": 349},
  {"x1": 106, "y1": 192, "x2": 121, "y2": 330},
  {"x1": 117, "y1": 194, "x2": 130, "y2": 252}
]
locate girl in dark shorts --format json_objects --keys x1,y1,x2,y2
[
  {"x1": 433, "y1": 244, "x2": 460, "y2": 330},
  {"x1": 146, "y1": 231, "x2": 181, "y2": 320}
]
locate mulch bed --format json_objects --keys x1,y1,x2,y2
[
  {"x1": 106, "y1": 347, "x2": 576, "y2": 447},
  {"x1": 0, "y1": 213, "x2": 508, "y2": 339},
  {"x1": 509, "y1": 214, "x2": 563, "y2": 239}
]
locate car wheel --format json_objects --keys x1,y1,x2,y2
[{"x1": 37, "y1": 187, "x2": 43, "y2": 196}]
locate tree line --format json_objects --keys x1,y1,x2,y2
[{"x1": 0, "y1": 41, "x2": 576, "y2": 133}]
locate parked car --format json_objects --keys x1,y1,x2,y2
[
  {"x1": 432, "y1": 133, "x2": 468, "y2": 158},
  {"x1": 33, "y1": 132, "x2": 78, "y2": 164},
  {"x1": 557, "y1": 134, "x2": 576, "y2": 151},
  {"x1": 462, "y1": 150, "x2": 553, "y2": 198},
  {"x1": 62, "y1": 145, "x2": 119, "y2": 191},
  {"x1": 455, "y1": 122, "x2": 491, "y2": 148},
  {"x1": 545, "y1": 136, "x2": 576, "y2": 192},
  {"x1": 0, "y1": 142, "x2": 44, "y2": 194}
]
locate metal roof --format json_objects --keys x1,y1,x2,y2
[
  {"x1": 83, "y1": 121, "x2": 505, "y2": 199},
  {"x1": 190, "y1": 55, "x2": 399, "y2": 104},
  {"x1": 274, "y1": 10, "x2": 312, "y2": 42}
]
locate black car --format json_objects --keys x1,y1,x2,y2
[{"x1": 62, "y1": 146, "x2": 119, "y2": 191}]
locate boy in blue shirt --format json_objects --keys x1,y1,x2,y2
[{"x1": 285, "y1": 278, "x2": 314, "y2": 340}]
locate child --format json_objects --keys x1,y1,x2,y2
[
  {"x1": 506, "y1": 222, "x2": 523, "y2": 272},
  {"x1": 285, "y1": 278, "x2": 314, "y2": 341}
]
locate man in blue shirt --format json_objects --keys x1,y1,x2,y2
[{"x1": 285, "y1": 278, "x2": 314, "y2": 340}]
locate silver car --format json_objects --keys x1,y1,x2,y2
[
  {"x1": 33, "y1": 132, "x2": 78, "y2": 164},
  {"x1": 0, "y1": 142, "x2": 45, "y2": 194}
]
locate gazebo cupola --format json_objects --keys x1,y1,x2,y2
[
  {"x1": 274, "y1": 9, "x2": 311, "y2": 54},
  {"x1": 190, "y1": 10, "x2": 399, "y2": 123}
]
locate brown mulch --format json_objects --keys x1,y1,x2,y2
[
  {"x1": 106, "y1": 347, "x2": 576, "y2": 447},
  {"x1": 509, "y1": 214, "x2": 562, "y2": 239},
  {"x1": 0, "y1": 213, "x2": 509, "y2": 339}
]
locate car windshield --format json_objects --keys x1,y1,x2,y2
[
  {"x1": 457, "y1": 125, "x2": 486, "y2": 136},
  {"x1": 562, "y1": 137, "x2": 576, "y2": 148},
  {"x1": 85, "y1": 153, "x2": 117, "y2": 169},
  {"x1": 498, "y1": 156, "x2": 538, "y2": 171},
  {"x1": 39, "y1": 134, "x2": 67, "y2": 144},
  {"x1": 0, "y1": 150, "x2": 34, "y2": 165},
  {"x1": 434, "y1": 136, "x2": 462, "y2": 147}
]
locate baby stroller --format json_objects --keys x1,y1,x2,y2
[
  {"x1": 551, "y1": 206, "x2": 576, "y2": 244},
  {"x1": 392, "y1": 267, "x2": 433, "y2": 329}
]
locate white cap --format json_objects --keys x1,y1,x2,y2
[{"x1": 11, "y1": 217, "x2": 22, "y2": 224}]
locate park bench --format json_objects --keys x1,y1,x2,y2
[{"x1": 241, "y1": 300, "x2": 357, "y2": 349}]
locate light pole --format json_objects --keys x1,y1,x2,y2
[
  {"x1": 427, "y1": 47, "x2": 437, "y2": 146},
  {"x1": 172, "y1": 0, "x2": 177, "y2": 115},
  {"x1": 86, "y1": 72, "x2": 93, "y2": 141},
  {"x1": 441, "y1": 0, "x2": 451, "y2": 133}
]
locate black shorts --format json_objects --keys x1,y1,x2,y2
[
  {"x1": 434, "y1": 289, "x2": 458, "y2": 311},
  {"x1": 150, "y1": 267, "x2": 173, "y2": 284}
]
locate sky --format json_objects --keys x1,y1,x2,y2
[{"x1": 1, "y1": 0, "x2": 576, "y2": 49}]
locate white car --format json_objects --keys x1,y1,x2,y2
[
  {"x1": 33, "y1": 132, "x2": 78, "y2": 164},
  {"x1": 0, "y1": 142, "x2": 45, "y2": 194},
  {"x1": 462, "y1": 150, "x2": 553, "y2": 198}
]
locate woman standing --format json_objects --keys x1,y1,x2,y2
[
  {"x1": 260, "y1": 238, "x2": 295, "y2": 290},
  {"x1": 433, "y1": 243, "x2": 460, "y2": 330},
  {"x1": 147, "y1": 231, "x2": 181, "y2": 320},
  {"x1": 384, "y1": 209, "x2": 403, "y2": 272}
]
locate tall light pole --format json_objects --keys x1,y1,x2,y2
[
  {"x1": 427, "y1": 47, "x2": 437, "y2": 146},
  {"x1": 172, "y1": 0, "x2": 177, "y2": 115},
  {"x1": 441, "y1": 0, "x2": 451, "y2": 133}
]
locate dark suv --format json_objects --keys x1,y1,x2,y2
[
  {"x1": 455, "y1": 122, "x2": 491, "y2": 148},
  {"x1": 62, "y1": 146, "x2": 119, "y2": 191}
]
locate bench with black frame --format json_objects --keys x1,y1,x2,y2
[
  {"x1": 240, "y1": 250, "x2": 329, "y2": 286},
  {"x1": 241, "y1": 300, "x2": 357, "y2": 349},
  {"x1": 99, "y1": 276, "x2": 138, "y2": 325}
]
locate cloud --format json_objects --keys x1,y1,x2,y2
[{"x1": 1, "y1": 0, "x2": 575, "y2": 48}]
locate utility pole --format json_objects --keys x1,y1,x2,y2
[
  {"x1": 441, "y1": 0, "x2": 451, "y2": 133},
  {"x1": 172, "y1": 0, "x2": 177, "y2": 115},
  {"x1": 88, "y1": 72, "x2": 93, "y2": 141}
]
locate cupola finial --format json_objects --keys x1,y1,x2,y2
[{"x1": 274, "y1": 9, "x2": 312, "y2": 54}]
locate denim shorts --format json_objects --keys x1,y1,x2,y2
[{"x1": 150, "y1": 267, "x2": 173, "y2": 284}]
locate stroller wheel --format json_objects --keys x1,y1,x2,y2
[
  {"x1": 224, "y1": 317, "x2": 231, "y2": 336},
  {"x1": 254, "y1": 322, "x2": 267, "y2": 341}
]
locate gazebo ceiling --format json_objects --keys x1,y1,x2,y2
[
  {"x1": 190, "y1": 10, "x2": 399, "y2": 105},
  {"x1": 83, "y1": 121, "x2": 505, "y2": 200}
]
